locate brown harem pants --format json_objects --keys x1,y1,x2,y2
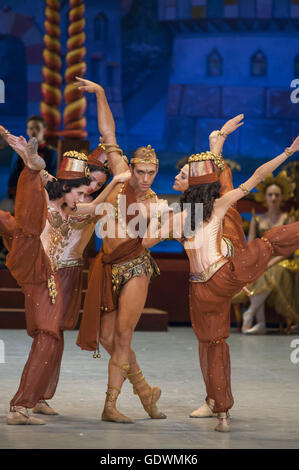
[
  {"x1": 10, "y1": 266, "x2": 83, "y2": 409},
  {"x1": 189, "y1": 222, "x2": 299, "y2": 414}
]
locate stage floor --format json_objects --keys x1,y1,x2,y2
[{"x1": 0, "y1": 327, "x2": 298, "y2": 449}]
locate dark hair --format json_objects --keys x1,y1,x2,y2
[
  {"x1": 180, "y1": 181, "x2": 221, "y2": 231},
  {"x1": 176, "y1": 156, "x2": 189, "y2": 170},
  {"x1": 45, "y1": 177, "x2": 91, "y2": 200},
  {"x1": 88, "y1": 165, "x2": 110, "y2": 197},
  {"x1": 88, "y1": 164, "x2": 110, "y2": 179},
  {"x1": 26, "y1": 115, "x2": 46, "y2": 127}
]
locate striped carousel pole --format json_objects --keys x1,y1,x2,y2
[
  {"x1": 62, "y1": 0, "x2": 87, "y2": 139},
  {"x1": 40, "y1": 0, "x2": 62, "y2": 139}
]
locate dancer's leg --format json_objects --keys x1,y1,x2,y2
[
  {"x1": 10, "y1": 331, "x2": 63, "y2": 409},
  {"x1": 7, "y1": 331, "x2": 63, "y2": 425},
  {"x1": 102, "y1": 274, "x2": 161, "y2": 423},
  {"x1": 100, "y1": 308, "x2": 166, "y2": 419},
  {"x1": 32, "y1": 332, "x2": 64, "y2": 415},
  {"x1": 242, "y1": 291, "x2": 269, "y2": 333}
]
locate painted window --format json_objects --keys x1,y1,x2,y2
[
  {"x1": 94, "y1": 12, "x2": 108, "y2": 41},
  {"x1": 291, "y1": 0, "x2": 299, "y2": 18},
  {"x1": 223, "y1": 0, "x2": 239, "y2": 18},
  {"x1": 251, "y1": 49, "x2": 267, "y2": 76},
  {"x1": 207, "y1": 49, "x2": 222, "y2": 76},
  {"x1": 256, "y1": 0, "x2": 273, "y2": 18},
  {"x1": 191, "y1": 0, "x2": 206, "y2": 18},
  {"x1": 165, "y1": 0, "x2": 177, "y2": 20}
]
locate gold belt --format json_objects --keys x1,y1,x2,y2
[
  {"x1": 111, "y1": 250, "x2": 160, "y2": 293},
  {"x1": 56, "y1": 259, "x2": 83, "y2": 269},
  {"x1": 189, "y1": 257, "x2": 229, "y2": 283}
]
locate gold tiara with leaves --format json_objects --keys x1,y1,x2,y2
[
  {"x1": 131, "y1": 145, "x2": 159, "y2": 166},
  {"x1": 188, "y1": 151, "x2": 225, "y2": 170},
  {"x1": 63, "y1": 150, "x2": 88, "y2": 161},
  {"x1": 254, "y1": 170, "x2": 295, "y2": 205}
]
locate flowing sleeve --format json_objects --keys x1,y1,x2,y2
[
  {"x1": 0, "y1": 210, "x2": 16, "y2": 251},
  {"x1": 6, "y1": 168, "x2": 49, "y2": 285}
]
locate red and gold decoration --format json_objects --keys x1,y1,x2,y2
[
  {"x1": 62, "y1": 0, "x2": 87, "y2": 139},
  {"x1": 57, "y1": 150, "x2": 89, "y2": 179},
  {"x1": 40, "y1": 0, "x2": 62, "y2": 139}
]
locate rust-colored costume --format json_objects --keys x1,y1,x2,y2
[
  {"x1": 77, "y1": 181, "x2": 160, "y2": 352},
  {"x1": 188, "y1": 221, "x2": 299, "y2": 413},
  {"x1": 0, "y1": 210, "x2": 16, "y2": 251},
  {"x1": 220, "y1": 161, "x2": 247, "y2": 250},
  {"x1": 3, "y1": 168, "x2": 95, "y2": 408},
  {"x1": 187, "y1": 162, "x2": 298, "y2": 413}
]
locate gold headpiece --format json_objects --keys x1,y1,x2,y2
[
  {"x1": 63, "y1": 150, "x2": 88, "y2": 161},
  {"x1": 188, "y1": 151, "x2": 225, "y2": 170},
  {"x1": 57, "y1": 150, "x2": 90, "y2": 179},
  {"x1": 130, "y1": 145, "x2": 159, "y2": 166},
  {"x1": 254, "y1": 170, "x2": 295, "y2": 205}
]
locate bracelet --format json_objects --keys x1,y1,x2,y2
[
  {"x1": 219, "y1": 129, "x2": 228, "y2": 139},
  {"x1": 239, "y1": 183, "x2": 250, "y2": 195},
  {"x1": 99, "y1": 137, "x2": 119, "y2": 148},
  {"x1": 284, "y1": 147, "x2": 294, "y2": 157},
  {"x1": 105, "y1": 147, "x2": 124, "y2": 156}
]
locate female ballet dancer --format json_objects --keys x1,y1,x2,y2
[{"x1": 143, "y1": 132, "x2": 299, "y2": 432}]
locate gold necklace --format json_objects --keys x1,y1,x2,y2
[{"x1": 136, "y1": 189, "x2": 156, "y2": 202}]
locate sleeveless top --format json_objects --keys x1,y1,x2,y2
[{"x1": 40, "y1": 207, "x2": 96, "y2": 270}]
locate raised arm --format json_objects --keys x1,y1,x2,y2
[
  {"x1": 214, "y1": 137, "x2": 299, "y2": 219},
  {"x1": 1, "y1": 130, "x2": 49, "y2": 182},
  {"x1": 75, "y1": 170, "x2": 131, "y2": 215},
  {"x1": 75, "y1": 77, "x2": 128, "y2": 176},
  {"x1": 212, "y1": 114, "x2": 244, "y2": 157}
]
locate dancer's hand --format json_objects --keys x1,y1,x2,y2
[
  {"x1": 113, "y1": 170, "x2": 131, "y2": 184},
  {"x1": 220, "y1": 114, "x2": 244, "y2": 136},
  {"x1": 6, "y1": 134, "x2": 29, "y2": 165},
  {"x1": 75, "y1": 77, "x2": 104, "y2": 95},
  {"x1": 0, "y1": 125, "x2": 11, "y2": 142},
  {"x1": 289, "y1": 136, "x2": 299, "y2": 155}
]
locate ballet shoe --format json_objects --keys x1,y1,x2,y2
[
  {"x1": 215, "y1": 412, "x2": 230, "y2": 432},
  {"x1": 189, "y1": 402, "x2": 217, "y2": 418},
  {"x1": 26, "y1": 138, "x2": 46, "y2": 171},
  {"x1": 7, "y1": 406, "x2": 45, "y2": 425},
  {"x1": 241, "y1": 310, "x2": 254, "y2": 333},
  {"x1": 244, "y1": 322, "x2": 267, "y2": 335},
  {"x1": 101, "y1": 407, "x2": 134, "y2": 424},
  {"x1": 32, "y1": 400, "x2": 59, "y2": 415},
  {"x1": 290, "y1": 324, "x2": 299, "y2": 333},
  {"x1": 128, "y1": 369, "x2": 166, "y2": 419},
  {"x1": 143, "y1": 387, "x2": 167, "y2": 419}
]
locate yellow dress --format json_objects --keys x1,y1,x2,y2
[{"x1": 247, "y1": 214, "x2": 299, "y2": 323}]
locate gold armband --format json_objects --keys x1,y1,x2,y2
[
  {"x1": 105, "y1": 147, "x2": 124, "y2": 156},
  {"x1": 218, "y1": 129, "x2": 228, "y2": 139},
  {"x1": 239, "y1": 183, "x2": 250, "y2": 195},
  {"x1": 284, "y1": 147, "x2": 294, "y2": 158}
]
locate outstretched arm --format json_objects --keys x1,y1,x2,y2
[
  {"x1": 75, "y1": 170, "x2": 131, "y2": 215},
  {"x1": 75, "y1": 77, "x2": 128, "y2": 176},
  {"x1": 214, "y1": 137, "x2": 299, "y2": 219},
  {"x1": 212, "y1": 114, "x2": 244, "y2": 157}
]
